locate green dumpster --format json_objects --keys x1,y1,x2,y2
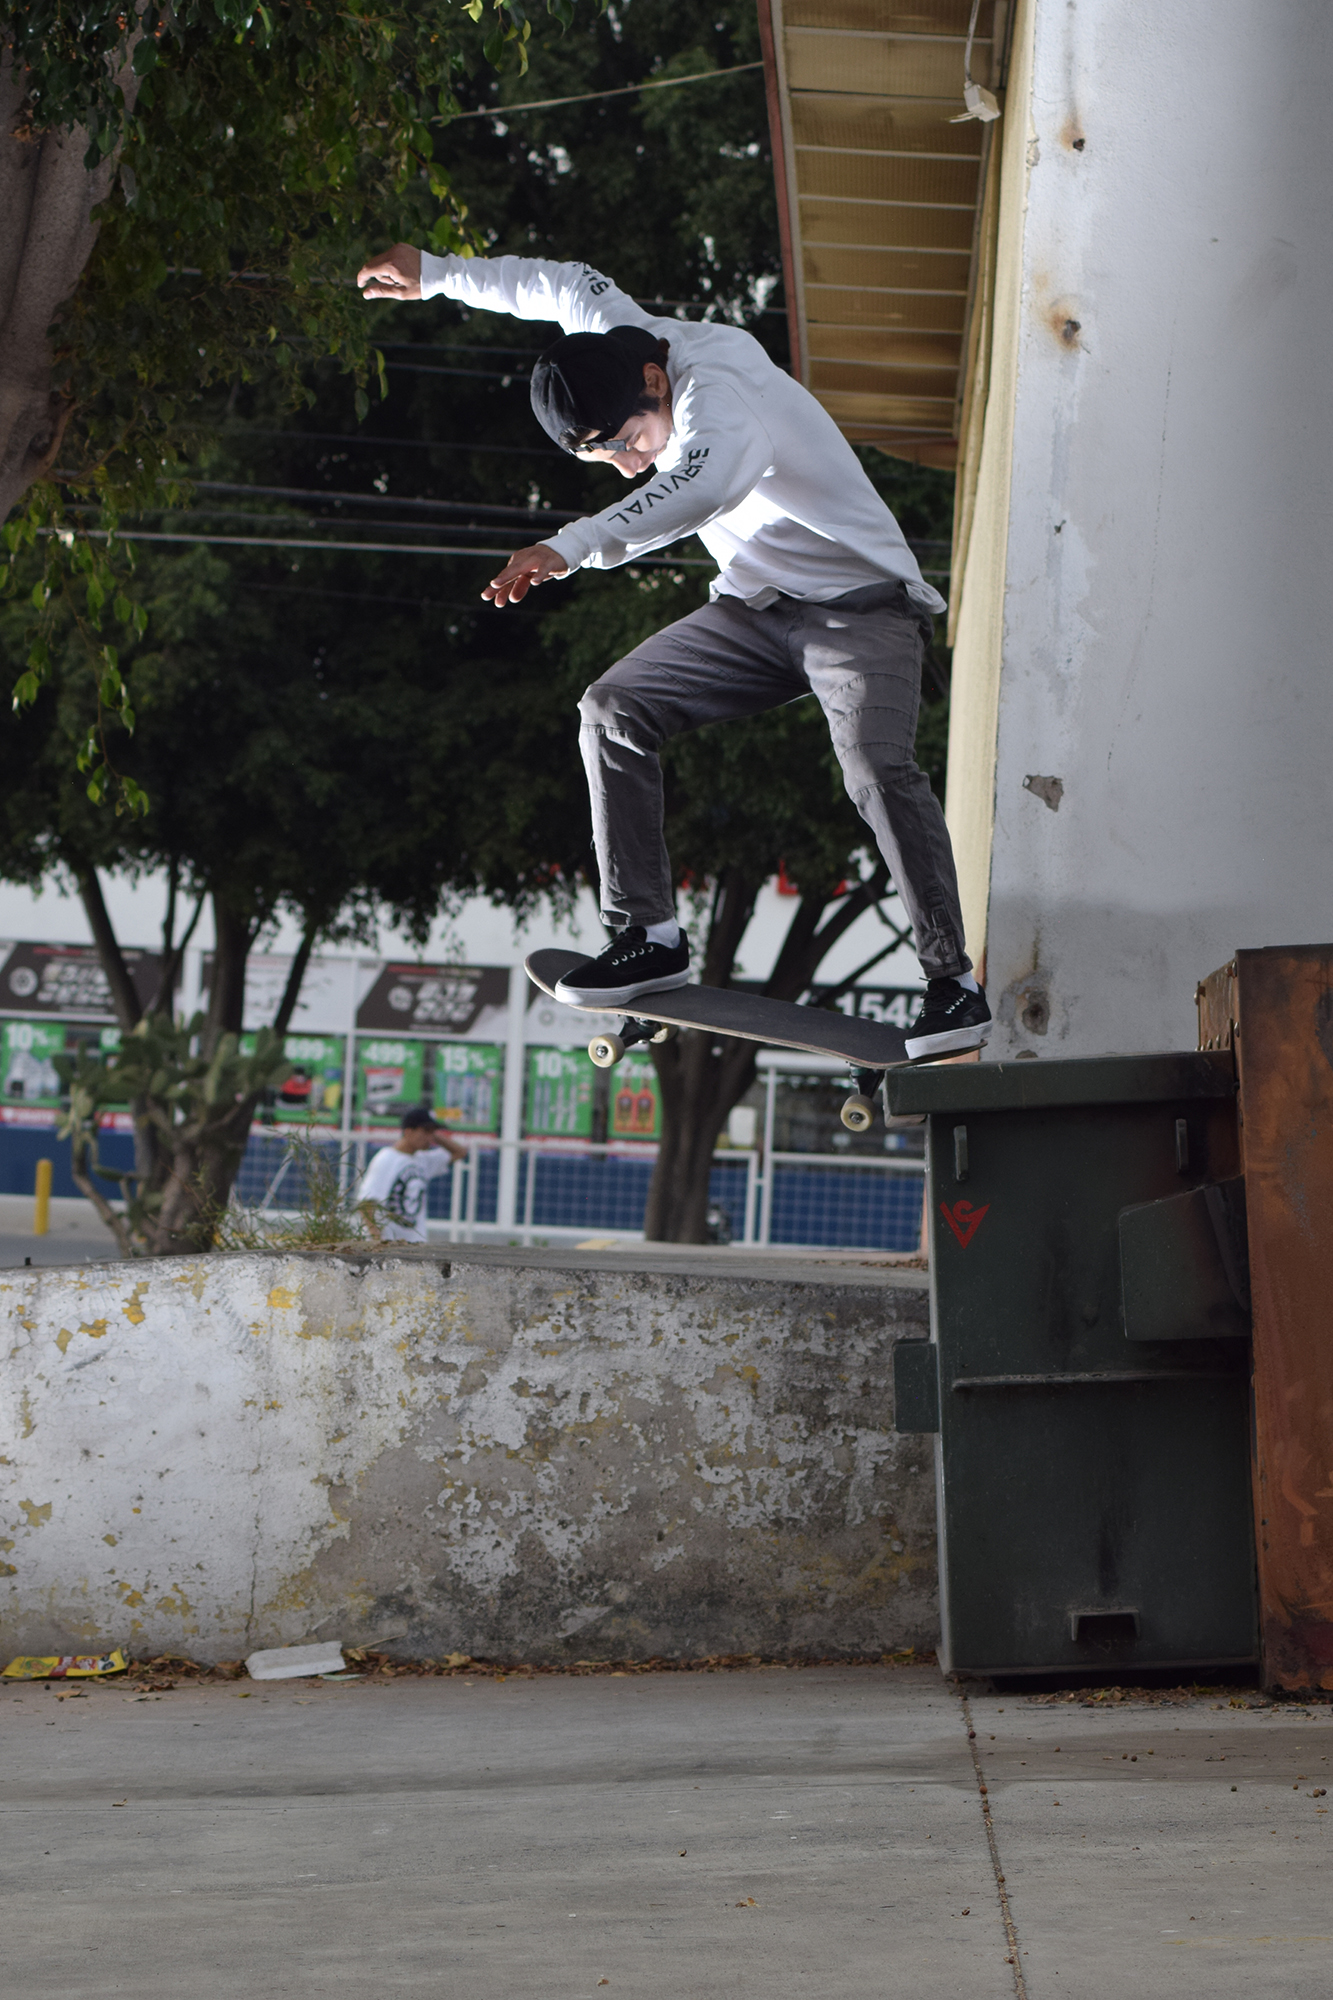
[{"x1": 886, "y1": 1052, "x2": 1257, "y2": 1677}]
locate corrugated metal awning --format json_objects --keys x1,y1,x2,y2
[{"x1": 760, "y1": 1, "x2": 1010, "y2": 468}]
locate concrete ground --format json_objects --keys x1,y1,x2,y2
[
  {"x1": 3, "y1": 1663, "x2": 1329, "y2": 1998},
  {"x1": 0, "y1": 1193, "x2": 120, "y2": 1268}
]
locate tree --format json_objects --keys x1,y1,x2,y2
[
  {"x1": 2, "y1": 0, "x2": 599, "y2": 804},
  {"x1": 0, "y1": 530, "x2": 589, "y2": 1249},
  {"x1": 1, "y1": 0, "x2": 585, "y2": 518}
]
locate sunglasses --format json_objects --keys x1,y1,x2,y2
[{"x1": 562, "y1": 429, "x2": 635, "y2": 458}]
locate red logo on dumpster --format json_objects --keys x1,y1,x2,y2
[{"x1": 940, "y1": 1199, "x2": 989, "y2": 1248}]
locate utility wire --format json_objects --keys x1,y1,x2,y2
[
  {"x1": 192, "y1": 481, "x2": 582, "y2": 523},
  {"x1": 48, "y1": 527, "x2": 712, "y2": 566},
  {"x1": 448, "y1": 62, "x2": 764, "y2": 120},
  {"x1": 226, "y1": 428, "x2": 565, "y2": 457}
]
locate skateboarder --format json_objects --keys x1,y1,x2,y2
[{"x1": 357, "y1": 246, "x2": 991, "y2": 1061}]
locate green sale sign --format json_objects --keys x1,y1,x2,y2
[
  {"x1": 431, "y1": 1042, "x2": 503, "y2": 1135},
  {"x1": 240, "y1": 1033, "x2": 347, "y2": 1124},
  {"x1": 525, "y1": 1048, "x2": 595, "y2": 1138}
]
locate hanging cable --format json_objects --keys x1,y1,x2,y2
[
  {"x1": 448, "y1": 62, "x2": 763, "y2": 121},
  {"x1": 950, "y1": 0, "x2": 1001, "y2": 123}
]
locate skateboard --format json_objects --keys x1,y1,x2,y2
[{"x1": 525, "y1": 949, "x2": 913, "y2": 1132}]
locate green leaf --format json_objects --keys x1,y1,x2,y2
[
  {"x1": 11, "y1": 673, "x2": 40, "y2": 710},
  {"x1": 354, "y1": 386, "x2": 370, "y2": 423},
  {"x1": 132, "y1": 38, "x2": 159, "y2": 76}
]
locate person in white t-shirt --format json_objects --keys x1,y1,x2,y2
[
  {"x1": 356, "y1": 244, "x2": 991, "y2": 1063},
  {"x1": 357, "y1": 1107, "x2": 467, "y2": 1244}
]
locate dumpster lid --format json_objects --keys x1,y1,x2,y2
[{"x1": 884, "y1": 1049, "x2": 1235, "y2": 1118}]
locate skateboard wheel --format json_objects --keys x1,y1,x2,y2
[
  {"x1": 589, "y1": 1033, "x2": 624, "y2": 1068},
  {"x1": 649, "y1": 1023, "x2": 678, "y2": 1044},
  {"x1": 840, "y1": 1094, "x2": 875, "y2": 1133}
]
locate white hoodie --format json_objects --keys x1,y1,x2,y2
[{"x1": 419, "y1": 253, "x2": 946, "y2": 617}]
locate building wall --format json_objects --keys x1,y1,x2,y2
[
  {"x1": 945, "y1": 0, "x2": 1036, "y2": 967},
  {"x1": 1, "y1": 1252, "x2": 935, "y2": 1663},
  {"x1": 950, "y1": 0, "x2": 1333, "y2": 1051}
]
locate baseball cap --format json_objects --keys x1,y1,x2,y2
[
  {"x1": 401, "y1": 1106, "x2": 441, "y2": 1131},
  {"x1": 530, "y1": 325, "x2": 665, "y2": 452}
]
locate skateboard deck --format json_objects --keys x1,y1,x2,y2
[{"x1": 525, "y1": 950, "x2": 910, "y2": 1069}]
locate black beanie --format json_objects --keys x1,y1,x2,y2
[{"x1": 530, "y1": 325, "x2": 665, "y2": 451}]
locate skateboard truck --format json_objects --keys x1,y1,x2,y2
[
  {"x1": 840, "y1": 1067, "x2": 886, "y2": 1132},
  {"x1": 588, "y1": 1017, "x2": 680, "y2": 1068}
]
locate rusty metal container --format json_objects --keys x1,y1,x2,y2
[{"x1": 1196, "y1": 945, "x2": 1333, "y2": 1692}]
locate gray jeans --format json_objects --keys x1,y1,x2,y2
[{"x1": 577, "y1": 581, "x2": 970, "y2": 980}]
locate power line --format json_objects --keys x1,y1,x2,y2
[
  {"x1": 192, "y1": 481, "x2": 582, "y2": 523},
  {"x1": 247, "y1": 582, "x2": 494, "y2": 613},
  {"x1": 226, "y1": 428, "x2": 564, "y2": 457},
  {"x1": 448, "y1": 62, "x2": 764, "y2": 120},
  {"x1": 50, "y1": 527, "x2": 712, "y2": 566}
]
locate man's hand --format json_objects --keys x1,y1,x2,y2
[
  {"x1": 357, "y1": 243, "x2": 422, "y2": 301},
  {"x1": 482, "y1": 544, "x2": 570, "y2": 607}
]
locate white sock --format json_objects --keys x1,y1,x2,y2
[
  {"x1": 644, "y1": 919, "x2": 681, "y2": 948},
  {"x1": 957, "y1": 971, "x2": 980, "y2": 994}
]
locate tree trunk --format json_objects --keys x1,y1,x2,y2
[
  {"x1": 643, "y1": 866, "x2": 760, "y2": 1243},
  {"x1": 0, "y1": 48, "x2": 143, "y2": 519},
  {"x1": 204, "y1": 895, "x2": 256, "y2": 1050},
  {"x1": 144, "y1": 907, "x2": 317, "y2": 1254},
  {"x1": 644, "y1": 1029, "x2": 757, "y2": 1242},
  {"x1": 147, "y1": 1097, "x2": 257, "y2": 1256},
  {"x1": 75, "y1": 862, "x2": 143, "y2": 1030}
]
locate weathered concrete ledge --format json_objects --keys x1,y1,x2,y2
[{"x1": 1, "y1": 1249, "x2": 935, "y2": 1663}]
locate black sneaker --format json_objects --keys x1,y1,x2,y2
[
  {"x1": 554, "y1": 926, "x2": 691, "y2": 1007},
  {"x1": 904, "y1": 978, "x2": 992, "y2": 1061}
]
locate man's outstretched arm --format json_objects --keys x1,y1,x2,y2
[
  {"x1": 357, "y1": 243, "x2": 421, "y2": 300},
  {"x1": 358, "y1": 245, "x2": 645, "y2": 334}
]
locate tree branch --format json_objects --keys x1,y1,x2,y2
[
  {"x1": 148, "y1": 876, "x2": 205, "y2": 1018},
  {"x1": 272, "y1": 916, "x2": 319, "y2": 1037},
  {"x1": 74, "y1": 862, "x2": 142, "y2": 1030},
  {"x1": 67, "y1": 1138, "x2": 135, "y2": 1258}
]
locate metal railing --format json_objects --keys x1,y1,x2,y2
[{"x1": 234, "y1": 1129, "x2": 924, "y2": 1252}]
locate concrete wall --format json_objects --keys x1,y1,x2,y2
[
  {"x1": 948, "y1": 0, "x2": 1333, "y2": 1053},
  {"x1": 0, "y1": 1251, "x2": 935, "y2": 1663}
]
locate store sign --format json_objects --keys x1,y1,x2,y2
[
  {"x1": 432, "y1": 1042, "x2": 503, "y2": 1135},
  {"x1": 1, "y1": 1020, "x2": 122, "y2": 1127},
  {"x1": 609, "y1": 1053, "x2": 661, "y2": 1141},
  {"x1": 357, "y1": 963, "x2": 509, "y2": 1037},
  {"x1": 352, "y1": 1036, "x2": 503, "y2": 1133},
  {"x1": 201, "y1": 953, "x2": 352, "y2": 1037},
  {"x1": 526, "y1": 1048, "x2": 595, "y2": 1138},
  {"x1": 815, "y1": 984, "x2": 924, "y2": 1028},
  {"x1": 240, "y1": 1033, "x2": 347, "y2": 1124},
  {"x1": 0, "y1": 940, "x2": 162, "y2": 1022},
  {"x1": 354, "y1": 1037, "x2": 426, "y2": 1128}
]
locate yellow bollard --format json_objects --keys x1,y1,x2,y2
[{"x1": 33, "y1": 1158, "x2": 52, "y2": 1237}]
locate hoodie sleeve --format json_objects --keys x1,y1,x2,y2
[
  {"x1": 541, "y1": 380, "x2": 775, "y2": 572},
  {"x1": 418, "y1": 253, "x2": 652, "y2": 335}
]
